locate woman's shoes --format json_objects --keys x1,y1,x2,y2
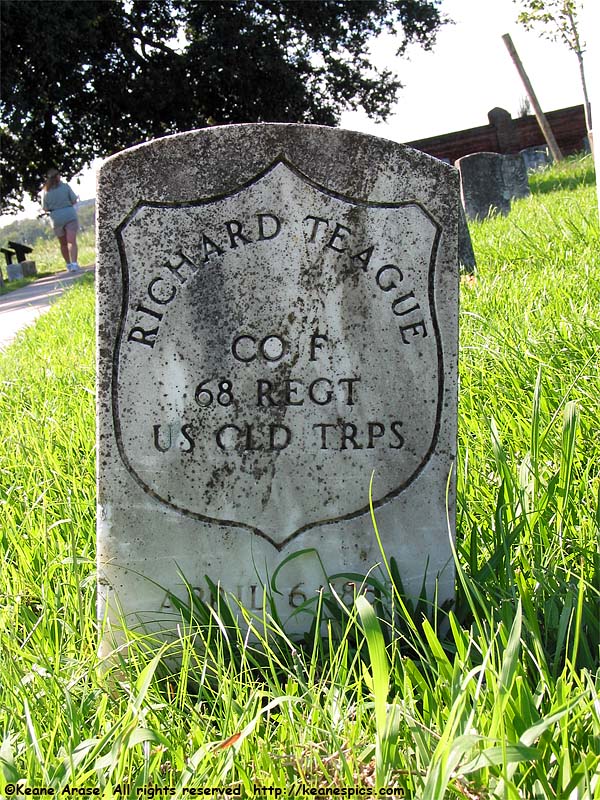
[{"x1": 66, "y1": 262, "x2": 81, "y2": 272}]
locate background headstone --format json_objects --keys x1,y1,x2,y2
[
  {"x1": 501, "y1": 153, "x2": 531, "y2": 200},
  {"x1": 97, "y1": 125, "x2": 459, "y2": 638},
  {"x1": 6, "y1": 263, "x2": 24, "y2": 281},
  {"x1": 488, "y1": 107, "x2": 519, "y2": 154},
  {"x1": 20, "y1": 261, "x2": 37, "y2": 277},
  {"x1": 456, "y1": 152, "x2": 511, "y2": 220},
  {"x1": 520, "y1": 147, "x2": 551, "y2": 172}
]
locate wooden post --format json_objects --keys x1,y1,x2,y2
[{"x1": 502, "y1": 33, "x2": 563, "y2": 162}]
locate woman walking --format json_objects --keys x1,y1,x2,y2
[{"x1": 42, "y1": 168, "x2": 80, "y2": 272}]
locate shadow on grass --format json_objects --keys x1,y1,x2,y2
[
  {"x1": 0, "y1": 268, "x2": 85, "y2": 297},
  {"x1": 530, "y1": 169, "x2": 597, "y2": 195}
]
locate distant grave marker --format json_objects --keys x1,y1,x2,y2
[
  {"x1": 97, "y1": 125, "x2": 459, "y2": 637},
  {"x1": 6, "y1": 263, "x2": 24, "y2": 281},
  {"x1": 520, "y1": 147, "x2": 551, "y2": 172},
  {"x1": 501, "y1": 153, "x2": 531, "y2": 200},
  {"x1": 1, "y1": 241, "x2": 37, "y2": 280},
  {"x1": 456, "y1": 152, "x2": 510, "y2": 220},
  {"x1": 456, "y1": 151, "x2": 530, "y2": 220}
]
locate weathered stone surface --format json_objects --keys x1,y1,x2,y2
[
  {"x1": 456, "y1": 152, "x2": 511, "y2": 220},
  {"x1": 97, "y1": 124, "x2": 459, "y2": 636},
  {"x1": 457, "y1": 152, "x2": 530, "y2": 221},
  {"x1": 20, "y1": 260, "x2": 37, "y2": 277},
  {"x1": 501, "y1": 153, "x2": 531, "y2": 200},
  {"x1": 520, "y1": 147, "x2": 551, "y2": 171},
  {"x1": 488, "y1": 107, "x2": 519, "y2": 153},
  {"x1": 7, "y1": 263, "x2": 24, "y2": 281}
]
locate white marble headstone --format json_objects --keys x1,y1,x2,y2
[{"x1": 97, "y1": 124, "x2": 459, "y2": 635}]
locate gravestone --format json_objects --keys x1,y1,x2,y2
[
  {"x1": 456, "y1": 152, "x2": 511, "y2": 220},
  {"x1": 21, "y1": 261, "x2": 37, "y2": 277},
  {"x1": 97, "y1": 125, "x2": 459, "y2": 639},
  {"x1": 501, "y1": 153, "x2": 531, "y2": 200},
  {"x1": 488, "y1": 107, "x2": 519, "y2": 154},
  {"x1": 6, "y1": 263, "x2": 24, "y2": 281},
  {"x1": 520, "y1": 147, "x2": 551, "y2": 172},
  {"x1": 1, "y1": 242, "x2": 37, "y2": 279}
]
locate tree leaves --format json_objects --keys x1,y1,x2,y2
[{"x1": 0, "y1": 0, "x2": 444, "y2": 212}]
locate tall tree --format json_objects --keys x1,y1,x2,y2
[
  {"x1": 515, "y1": 0, "x2": 592, "y2": 150},
  {"x1": 0, "y1": 0, "x2": 444, "y2": 212}
]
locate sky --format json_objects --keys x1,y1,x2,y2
[
  {"x1": 1, "y1": 0, "x2": 597, "y2": 226},
  {"x1": 341, "y1": 0, "x2": 593, "y2": 142}
]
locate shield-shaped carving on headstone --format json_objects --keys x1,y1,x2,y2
[{"x1": 113, "y1": 158, "x2": 442, "y2": 548}]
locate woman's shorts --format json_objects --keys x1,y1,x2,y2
[{"x1": 54, "y1": 219, "x2": 79, "y2": 238}]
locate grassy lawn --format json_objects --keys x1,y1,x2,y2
[
  {"x1": 0, "y1": 156, "x2": 598, "y2": 798},
  {"x1": 0, "y1": 230, "x2": 96, "y2": 296}
]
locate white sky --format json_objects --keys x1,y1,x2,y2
[
  {"x1": 1, "y1": 0, "x2": 597, "y2": 227},
  {"x1": 341, "y1": 0, "x2": 593, "y2": 142}
]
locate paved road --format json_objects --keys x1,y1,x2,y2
[{"x1": 0, "y1": 266, "x2": 95, "y2": 351}]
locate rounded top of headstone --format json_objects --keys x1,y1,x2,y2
[
  {"x1": 98, "y1": 125, "x2": 459, "y2": 248},
  {"x1": 455, "y1": 151, "x2": 504, "y2": 167},
  {"x1": 487, "y1": 107, "x2": 512, "y2": 125},
  {"x1": 104, "y1": 122, "x2": 454, "y2": 169}
]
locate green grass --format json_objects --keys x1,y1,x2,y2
[
  {"x1": 0, "y1": 156, "x2": 598, "y2": 798},
  {"x1": 0, "y1": 229, "x2": 95, "y2": 295}
]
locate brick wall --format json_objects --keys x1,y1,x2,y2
[{"x1": 406, "y1": 105, "x2": 587, "y2": 163}]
